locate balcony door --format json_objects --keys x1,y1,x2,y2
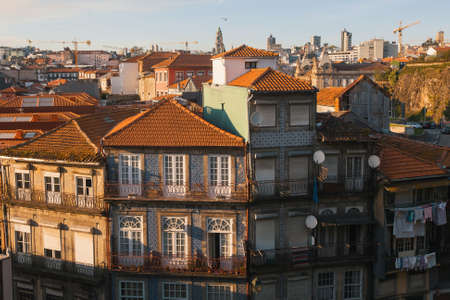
[
  {"x1": 75, "y1": 176, "x2": 93, "y2": 208},
  {"x1": 288, "y1": 156, "x2": 308, "y2": 195},
  {"x1": 255, "y1": 157, "x2": 275, "y2": 196},
  {"x1": 119, "y1": 154, "x2": 141, "y2": 196},
  {"x1": 119, "y1": 216, "x2": 143, "y2": 266},
  {"x1": 162, "y1": 217, "x2": 187, "y2": 268},
  {"x1": 346, "y1": 156, "x2": 364, "y2": 192},
  {"x1": 44, "y1": 173, "x2": 61, "y2": 204},
  {"x1": 207, "y1": 218, "x2": 232, "y2": 271},
  {"x1": 163, "y1": 155, "x2": 186, "y2": 197},
  {"x1": 15, "y1": 171, "x2": 31, "y2": 201},
  {"x1": 208, "y1": 156, "x2": 231, "y2": 198}
]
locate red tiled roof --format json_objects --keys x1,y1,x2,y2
[
  {"x1": 168, "y1": 75, "x2": 212, "y2": 90},
  {"x1": 152, "y1": 53, "x2": 212, "y2": 69},
  {"x1": 0, "y1": 93, "x2": 98, "y2": 108},
  {"x1": 212, "y1": 45, "x2": 279, "y2": 59},
  {"x1": 0, "y1": 86, "x2": 28, "y2": 94},
  {"x1": 103, "y1": 99, "x2": 244, "y2": 148},
  {"x1": 228, "y1": 68, "x2": 315, "y2": 92},
  {"x1": 317, "y1": 87, "x2": 345, "y2": 107},
  {"x1": 2, "y1": 109, "x2": 139, "y2": 162},
  {"x1": 123, "y1": 53, "x2": 148, "y2": 63},
  {"x1": 140, "y1": 52, "x2": 177, "y2": 72},
  {"x1": 47, "y1": 78, "x2": 67, "y2": 87}
]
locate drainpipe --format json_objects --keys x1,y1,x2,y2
[{"x1": 246, "y1": 92, "x2": 254, "y2": 300}]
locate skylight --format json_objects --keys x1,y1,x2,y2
[
  {"x1": 39, "y1": 97, "x2": 54, "y2": 107},
  {"x1": 24, "y1": 132, "x2": 37, "y2": 138},
  {"x1": 0, "y1": 133, "x2": 16, "y2": 139}
]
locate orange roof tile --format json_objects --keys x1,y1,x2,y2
[
  {"x1": 168, "y1": 75, "x2": 212, "y2": 90},
  {"x1": 47, "y1": 78, "x2": 67, "y2": 87},
  {"x1": 152, "y1": 53, "x2": 212, "y2": 69},
  {"x1": 0, "y1": 93, "x2": 98, "y2": 108},
  {"x1": 212, "y1": 45, "x2": 279, "y2": 59},
  {"x1": 103, "y1": 99, "x2": 244, "y2": 148},
  {"x1": 317, "y1": 87, "x2": 345, "y2": 107},
  {"x1": 0, "y1": 86, "x2": 28, "y2": 94},
  {"x1": 2, "y1": 109, "x2": 139, "y2": 162},
  {"x1": 228, "y1": 68, "x2": 315, "y2": 92}
]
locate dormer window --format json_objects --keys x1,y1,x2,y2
[{"x1": 245, "y1": 61, "x2": 257, "y2": 69}]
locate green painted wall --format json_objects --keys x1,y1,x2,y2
[{"x1": 203, "y1": 85, "x2": 250, "y2": 141}]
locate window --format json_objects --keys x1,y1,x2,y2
[
  {"x1": 255, "y1": 219, "x2": 275, "y2": 250},
  {"x1": 15, "y1": 231, "x2": 31, "y2": 253},
  {"x1": 207, "y1": 285, "x2": 231, "y2": 300},
  {"x1": 396, "y1": 238, "x2": 414, "y2": 253},
  {"x1": 163, "y1": 282, "x2": 188, "y2": 300},
  {"x1": 207, "y1": 218, "x2": 232, "y2": 259},
  {"x1": 164, "y1": 72, "x2": 167, "y2": 82},
  {"x1": 175, "y1": 72, "x2": 184, "y2": 82},
  {"x1": 45, "y1": 174, "x2": 61, "y2": 204},
  {"x1": 323, "y1": 155, "x2": 338, "y2": 182},
  {"x1": 289, "y1": 104, "x2": 310, "y2": 126},
  {"x1": 254, "y1": 104, "x2": 276, "y2": 127},
  {"x1": 209, "y1": 156, "x2": 230, "y2": 186},
  {"x1": 245, "y1": 61, "x2": 257, "y2": 69},
  {"x1": 164, "y1": 155, "x2": 185, "y2": 195},
  {"x1": 344, "y1": 271, "x2": 361, "y2": 299},
  {"x1": 15, "y1": 171, "x2": 31, "y2": 201},
  {"x1": 288, "y1": 156, "x2": 308, "y2": 195},
  {"x1": 119, "y1": 154, "x2": 141, "y2": 185},
  {"x1": 43, "y1": 229, "x2": 61, "y2": 259},
  {"x1": 197, "y1": 71, "x2": 205, "y2": 76},
  {"x1": 162, "y1": 217, "x2": 186, "y2": 257},
  {"x1": 120, "y1": 281, "x2": 144, "y2": 300},
  {"x1": 75, "y1": 176, "x2": 93, "y2": 207},
  {"x1": 346, "y1": 156, "x2": 363, "y2": 178},
  {"x1": 255, "y1": 157, "x2": 276, "y2": 195},
  {"x1": 186, "y1": 71, "x2": 194, "y2": 78},
  {"x1": 318, "y1": 272, "x2": 335, "y2": 300},
  {"x1": 119, "y1": 216, "x2": 143, "y2": 256}
]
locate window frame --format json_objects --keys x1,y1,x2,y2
[
  {"x1": 119, "y1": 154, "x2": 141, "y2": 185},
  {"x1": 207, "y1": 284, "x2": 232, "y2": 300},
  {"x1": 15, "y1": 170, "x2": 31, "y2": 190},
  {"x1": 245, "y1": 61, "x2": 257, "y2": 69},
  {"x1": 208, "y1": 155, "x2": 231, "y2": 187},
  {"x1": 162, "y1": 282, "x2": 188, "y2": 300},
  {"x1": 119, "y1": 280, "x2": 145, "y2": 300},
  {"x1": 317, "y1": 271, "x2": 335, "y2": 300},
  {"x1": 346, "y1": 156, "x2": 364, "y2": 179},
  {"x1": 119, "y1": 216, "x2": 144, "y2": 256},
  {"x1": 343, "y1": 270, "x2": 362, "y2": 300},
  {"x1": 163, "y1": 155, "x2": 185, "y2": 187},
  {"x1": 289, "y1": 103, "x2": 310, "y2": 127},
  {"x1": 15, "y1": 230, "x2": 31, "y2": 254},
  {"x1": 162, "y1": 217, "x2": 187, "y2": 257},
  {"x1": 254, "y1": 104, "x2": 277, "y2": 128}
]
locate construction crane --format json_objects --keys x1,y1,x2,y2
[
  {"x1": 26, "y1": 39, "x2": 91, "y2": 66},
  {"x1": 393, "y1": 20, "x2": 420, "y2": 57},
  {"x1": 156, "y1": 41, "x2": 199, "y2": 51}
]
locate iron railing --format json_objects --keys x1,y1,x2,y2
[
  {"x1": 2, "y1": 187, "x2": 105, "y2": 211},
  {"x1": 13, "y1": 253, "x2": 105, "y2": 278},
  {"x1": 110, "y1": 254, "x2": 246, "y2": 276},
  {"x1": 105, "y1": 182, "x2": 248, "y2": 202},
  {"x1": 251, "y1": 180, "x2": 309, "y2": 199}
]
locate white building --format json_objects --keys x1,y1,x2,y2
[
  {"x1": 357, "y1": 39, "x2": 398, "y2": 61},
  {"x1": 111, "y1": 56, "x2": 143, "y2": 95},
  {"x1": 328, "y1": 49, "x2": 359, "y2": 63},
  {"x1": 211, "y1": 44, "x2": 278, "y2": 85}
]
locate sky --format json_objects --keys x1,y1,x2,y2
[{"x1": 0, "y1": 0, "x2": 449, "y2": 52}]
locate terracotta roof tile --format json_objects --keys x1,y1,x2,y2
[
  {"x1": 0, "y1": 93, "x2": 98, "y2": 108},
  {"x1": 168, "y1": 75, "x2": 212, "y2": 90},
  {"x1": 103, "y1": 99, "x2": 244, "y2": 147},
  {"x1": 152, "y1": 54, "x2": 212, "y2": 69},
  {"x1": 212, "y1": 45, "x2": 279, "y2": 59},
  {"x1": 317, "y1": 87, "x2": 345, "y2": 107},
  {"x1": 228, "y1": 68, "x2": 315, "y2": 92},
  {"x1": 47, "y1": 79, "x2": 67, "y2": 87},
  {"x1": 2, "y1": 109, "x2": 139, "y2": 162},
  {"x1": 0, "y1": 86, "x2": 28, "y2": 94},
  {"x1": 140, "y1": 52, "x2": 177, "y2": 72}
]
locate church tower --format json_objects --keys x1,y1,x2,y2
[{"x1": 215, "y1": 27, "x2": 226, "y2": 54}]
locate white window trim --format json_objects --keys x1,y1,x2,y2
[
  {"x1": 162, "y1": 282, "x2": 189, "y2": 300},
  {"x1": 346, "y1": 156, "x2": 364, "y2": 178},
  {"x1": 118, "y1": 216, "x2": 144, "y2": 256},
  {"x1": 343, "y1": 269, "x2": 362, "y2": 300},
  {"x1": 163, "y1": 155, "x2": 186, "y2": 186},
  {"x1": 207, "y1": 284, "x2": 233, "y2": 300},
  {"x1": 289, "y1": 103, "x2": 310, "y2": 126},
  {"x1": 119, "y1": 280, "x2": 145, "y2": 300},
  {"x1": 317, "y1": 271, "x2": 335, "y2": 300},
  {"x1": 208, "y1": 155, "x2": 231, "y2": 187},
  {"x1": 74, "y1": 175, "x2": 93, "y2": 197},
  {"x1": 118, "y1": 154, "x2": 141, "y2": 185},
  {"x1": 162, "y1": 216, "x2": 187, "y2": 257}
]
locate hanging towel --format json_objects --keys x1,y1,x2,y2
[
  {"x1": 424, "y1": 206, "x2": 433, "y2": 221},
  {"x1": 414, "y1": 208, "x2": 424, "y2": 223},
  {"x1": 394, "y1": 211, "x2": 414, "y2": 237},
  {"x1": 434, "y1": 202, "x2": 447, "y2": 226},
  {"x1": 402, "y1": 256, "x2": 410, "y2": 269},
  {"x1": 409, "y1": 256, "x2": 417, "y2": 270},
  {"x1": 395, "y1": 257, "x2": 402, "y2": 269},
  {"x1": 407, "y1": 210, "x2": 415, "y2": 222},
  {"x1": 425, "y1": 252, "x2": 436, "y2": 268}
]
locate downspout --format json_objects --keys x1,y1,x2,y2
[{"x1": 246, "y1": 92, "x2": 254, "y2": 300}]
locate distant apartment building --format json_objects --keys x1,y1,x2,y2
[
  {"x1": 76, "y1": 50, "x2": 112, "y2": 67},
  {"x1": 358, "y1": 39, "x2": 398, "y2": 61},
  {"x1": 436, "y1": 31, "x2": 445, "y2": 46},
  {"x1": 311, "y1": 35, "x2": 321, "y2": 50},
  {"x1": 328, "y1": 49, "x2": 359, "y2": 63},
  {"x1": 46, "y1": 68, "x2": 80, "y2": 81},
  {"x1": 341, "y1": 29, "x2": 352, "y2": 51},
  {"x1": 267, "y1": 34, "x2": 282, "y2": 51}
]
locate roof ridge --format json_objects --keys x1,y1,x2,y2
[
  {"x1": 72, "y1": 119, "x2": 99, "y2": 153},
  {"x1": 167, "y1": 99, "x2": 244, "y2": 143},
  {"x1": 250, "y1": 67, "x2": 272, "y2": 86}
]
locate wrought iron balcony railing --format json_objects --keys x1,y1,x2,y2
[
  {"x1": 105, "y1": 182, "x2": 248, "y2": 202},
  {"x1": 110, "y1": 254, "x2": 246, "y2": 276},
  {"x1": 2, "y1": 187, "x2": 104, "y2": 211},
  {"x1": 251, "y1": 180, "x2": 309, "y2": 199}
]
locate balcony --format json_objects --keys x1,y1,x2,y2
[
  {"x1": 2, "y1": 187, "x2": 104, "y2": 212},
  {"x1": 252, "y1": 180, "x2": 309, "y2": 200},
  {"x1": 13, "y1": 253, "x2": 104, "y2": 279},
  {"x1": 250, "y1": 242, "x2": 373, "y2": 269},
  {"x1": 110, "y1": 254, "x2": 246, "y2": 276},
  {"x1": 319, "y1": 176, "x2": 369, "y2": 194},
  {"x1": 105, "y1": 182, "x2": 247, "y2": 203}
]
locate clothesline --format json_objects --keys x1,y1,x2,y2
[{"x1": 389, "y1": 201, "x2": 447, "y2": 212}]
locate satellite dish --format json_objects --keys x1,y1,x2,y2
[
  {"x1": 313, "y1": 150, "x2": 325, "y2": 164},
  {"x1": 368, "y1": 155, "x2": 380, "y2": 169},
  {"x1": 250, "y1": 112, "x2": 263, "y2": 126},
  {"x1": 305, "y1": 215, "x2": 318, "y2": 229}
]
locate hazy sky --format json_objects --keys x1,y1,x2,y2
[{"x1": 1, "y1": 0, "x2": 449, "y2": 51}]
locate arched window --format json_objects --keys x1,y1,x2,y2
[
  {"x1": 207, "y1": 218, "x2": 232, "y2": 233},
  {"x1": 207, "y1": 218, "x2": 232, "y2": 258},
  {"x1": 320, "y1": 209, "x2": 335, "y2": 216},
  {"x1": 119, "y1": 216, "x2": 143, "y2": 256},
  {"x1": 162, "y1": 217, "x2": 186, "y2": 257}
]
